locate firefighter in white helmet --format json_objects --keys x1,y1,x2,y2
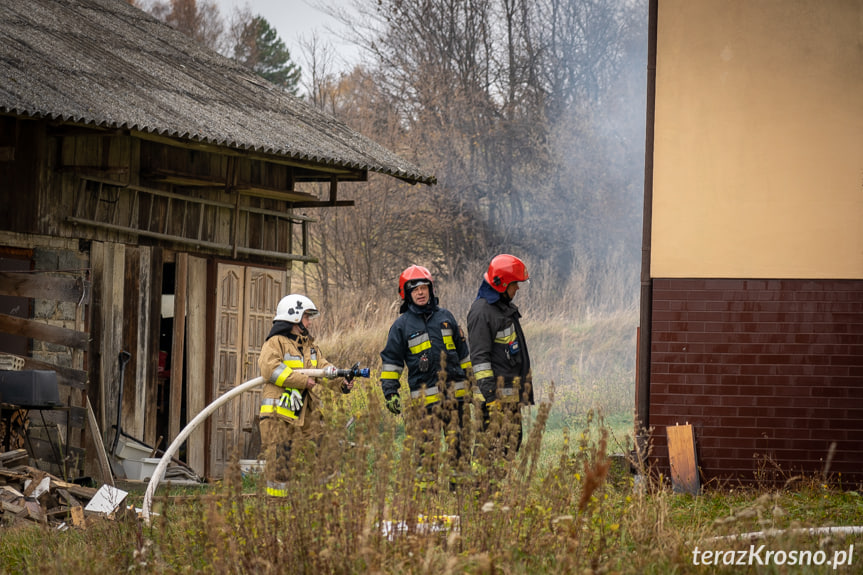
[{"x1": 258, "y1": 293, "x2": 353, "y2": 497}]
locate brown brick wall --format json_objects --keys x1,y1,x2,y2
[{"x1": 648, "y1": 279, "x2": 863, "y2": 486}]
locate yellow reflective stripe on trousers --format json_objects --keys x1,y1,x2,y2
[
  {"x1": 410, "y1": 385, "x2": 441, "y2": 405},
  {"x1": 453, "y1": 380, "x2": 468, "y2": 398},
  {"x1": 500, "y1": 387, "x2": 520, "y2": 403}
]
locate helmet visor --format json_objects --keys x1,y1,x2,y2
[{"x1": 405, "y1": 279, "x2": 431, "y2": 291}]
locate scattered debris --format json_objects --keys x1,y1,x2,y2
[
  {"x1": 380, "y1": 514, "x2": 460, "y2": 540},
  {"x1": 83, "y1": 484, "x2": 128, "y2": 515},
  {"x1": 0, "y1": 449, "x2": 193, "y2": 529},
  {"x1": 0, "y1": 462, "x2": 104, "y2": 529}
]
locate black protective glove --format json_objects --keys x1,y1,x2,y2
[{"x1": 385, "y1": 393, "x2": 402, "y2": 415}]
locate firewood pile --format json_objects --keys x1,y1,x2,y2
[{"x1": 0, "y1": 448, "x2": 129, "y2": 529}]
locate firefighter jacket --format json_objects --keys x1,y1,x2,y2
[
  {"x1": 467, "y1": 280, "x2": 534, "y2": 406},
  {"x1": 258, "y1": 329, "x2": 338, "y2": 426},
  {"x1": 380, "y1": 301, "x2": 472, "y2": 405}
]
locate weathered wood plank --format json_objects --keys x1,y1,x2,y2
[
  {"x1": 0, "y1": 271, "x2": 90, "y2": 304},
  {"x1": 0, "y1": 449, "x2": 28, "y2": 468},
  {"x1": 0, "y1": 499, "x2": 26, "y2": 515},
  {"x1": 667, "y1": 424, "x2": 700, "y2": 495},
  {"x1": 88, "y1": 241, "x2": 106, "y2": 432},
  {"x1": 85, "y1": 396, "x2": 114, "y2": 487},
  {"x1": 107, "y1": 241, "x2": 126, "y2": 447},
  {"x1": 49, "y1": 475, "x2": 98, "y2": 500},
  {"x1": 71, "y1": 263, "x2": 87, "y2": 448},
  {"x1": 133, "y1": 247, "x2": 152, "y2": 444},
  {"x1": 123, "y1": 247, "x2": 142, "y2": 440},
  {"x1": 65, "y1": 217, "x2": 317, "y2": 262},
  {"x1": 0, "y1": 313, "x2": 89, "y2": 350},
  {"x1": 78, "y1": 178, "x2": 314, "y2": 220},
  {"x1": 95, "y1": 242, "x2": 125, "y2": 443},
  {"x1": 186, "y1": 255, "x2": 207, "y2": 475}
]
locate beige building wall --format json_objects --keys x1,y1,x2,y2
[{"x1": 652, "y1": 0, "x2": 863, "y2": 279}]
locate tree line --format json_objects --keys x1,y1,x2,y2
[
  {"x1": 131, "y1": 0, "x2": 302, "y2": 93},
  {"x1": 133, "y1": 0, "x2": 648, "y2": 322}
]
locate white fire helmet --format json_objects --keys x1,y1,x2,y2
[{"x1": 274, "y1": 294, "x2": 319, "y2": 324}]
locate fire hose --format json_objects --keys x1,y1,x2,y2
[{"x1": 141, "y1": 365, "x2": 368, "y2": 524}]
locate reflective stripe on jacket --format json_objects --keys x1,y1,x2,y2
[
  {"x1": 467, "y1": 292, "x2": 533, "y2": 405},
  {"x1": 379, "y1": 305, "x2": 472, "y2": 401},
  {"x1": 258, "y1": 332, "x2": 334, "y2": 425}
]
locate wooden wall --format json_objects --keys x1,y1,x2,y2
[
  {"x1": 46, "y1": 127, "x2": 302, "y2": 263},
  {"x1": 0, "y1": 232, "x2": 96, "y2": 480},
  {"x1": 0, "y1": 116, "x2": 315, "y2": 480}
]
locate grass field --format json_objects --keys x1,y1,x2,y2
[
  {"x1": 1, "y1": 311, "x2": 861, "y2": 574},
  {"x1": 1, "y1": 395, "x2": 860, "y2": 574}
]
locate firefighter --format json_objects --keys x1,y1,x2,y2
[
  {"x1": 379, "y1": 265, "x2": 472, "y2": 485},
  {"x1": 258, "y1": 293, "x2": 353, "y2": 497},
  {"x1": 467, "y1": 254, "x2": 533, "y2": 459}
]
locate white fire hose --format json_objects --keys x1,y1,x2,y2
[{"x1": 141, "y1": 367, "x2": 350, "y2": 524}]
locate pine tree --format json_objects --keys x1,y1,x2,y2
[{"x1": 234, "y1": 16, "x2": 302, "y2": 95}]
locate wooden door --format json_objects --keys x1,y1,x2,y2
[
  {"x1": 211, "y1": 263, "x2": 286, "y2": 477},
  {"x1": 212, "y1": 264, "x2": 244, "y2": 477},
  {"x1": 240, "y1": 268, "x2": 285, "y2": 458}
]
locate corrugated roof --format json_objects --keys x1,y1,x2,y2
[{"x1": 0, "y1": 0, "x2": 435, "y2": 185}]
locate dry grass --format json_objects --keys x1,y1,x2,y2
[
  {"x1": 2, "y1": 395, "x2": 860, "y2": 574},
  {"x1": 4, "y1": 278, "x2": 860, "y2": 573}
]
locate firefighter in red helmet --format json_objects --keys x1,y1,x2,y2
[
  {"x1": 380, "y1": 265, "x2": 473, "y2": 488},
  {"x1": 467, "y1": 254, "x2": 533, "y2": 459}
]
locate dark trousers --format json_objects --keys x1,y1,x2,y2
[
  {"x1": 480, "y1": 401, "x2": 523, "y2": 459},
  {"x1": 408, "y1": 399, "x2": 468, "y2": 481}
]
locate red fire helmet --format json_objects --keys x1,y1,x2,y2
[
  {"x1": 484, "y1": 254, "x2": 528, "y2": 293},
  {"x1": 398, "y1": 265, "x2": 433, "y2": 300}
]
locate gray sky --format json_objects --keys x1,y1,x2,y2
[{"x1": 212, "y1": 0, "x2": 361, "y2": 76}]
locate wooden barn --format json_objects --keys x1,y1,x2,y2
[
  {"x1": 0, "y1": 0, "x2": 433, "y2": 482},
  {"x1": 636, "y1": 0, "x2": 863, "y2": 487}
]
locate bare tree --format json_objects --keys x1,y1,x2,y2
[
  {"x1": 145, "y1": 0, "x2": 226, "y2": 52},
  {"x1": 323, "y1": 0, "x2": 647, "y2": 302},
  {"x1": 300, "y1": 32, "x2": 338, "y2": 107}
]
